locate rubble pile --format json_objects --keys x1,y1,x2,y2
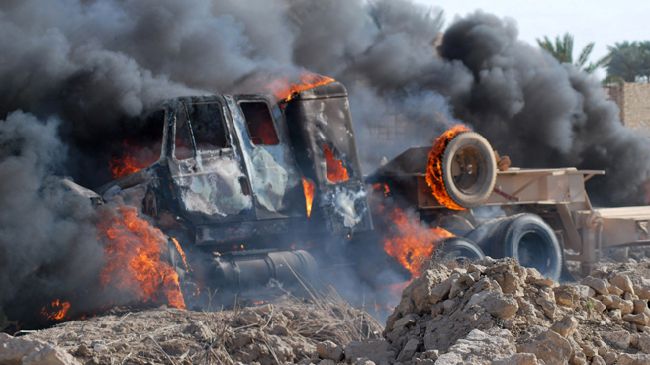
[
  {"x1": 0, "y1": 295, "x2": 382, "y2": 365},
  {"x1": 384, "y1": 258, "x2": 650, "y2": 365},
  {"x1": 5, "y1": 258, "x2": 650, "y2": 365}
]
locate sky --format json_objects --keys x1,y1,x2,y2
[{"x1": 415, "y1": 0, "x2": 650, "y2": 79}]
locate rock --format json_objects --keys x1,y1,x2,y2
[
  {"x1": 0, "y1": 333, "x2": 81, "y2": 365},
  {"x1": 635, "y1": 283, "x2": 650, "y2": 300},
  {"x1": 410, "y1": 267, "x2": 452, "y2": 313},
  {"x1": 574, "y1": 285, "x2": 595, "y2": 298},
  {"x1": 434, "y1": 328, "x2": 516, "y2": 365},
  {"x1": 318, "y1": 360, "x2": 336, "y2": 365},
  {"x1": 601, "y1": 350, "x2": 617, "y2": 365},
  {"x1": 354, "y1": 358, "x2": 376, "y2": 365},
  {"x1": 469, "y1": 291, "x2": 519, "y2": 320},
  {"x1": 554, "y1": 285, "x2": 579, "y2": 308},
  {"x1": 396, "y1": 338, "x2": 419, "y2": 362},
  {"x1": 617, "y1": 353, "x2": 650, "y2": 365},
  {"x1": 570, "y1": 350, "x2": 587, "y2": 365},
  {"x1": 344, "y1": 339, "x2": 393, "y2": 365},
  {"x1": 582, "y1": 276, "x2": 609, "y2": 295},
  {"x1": 601, "y1": 330, "x2": 631, "y2": 350},
  {"x1": 610, "y1": 274, "x2": 635, "y2": 295},
  {"x1": 636, "y1": 332, "x2": 650, "y2": 353},
  {"x1": 517, "y1": 329, "x2": 573, "y2": 365},
  {"x1": 492, "y1": 353, "x2": 539, "y2": 365},
  {"x1": 623, "y1": 313, "x2": 650, "y2": 326},
  {"x1": 633, "y1": 299, "x2": 649, "y2": 315},
  {"x1": 608, "y1": 309, "x2": 622, "y2": 321},
  {"x1": 317, "y1": 340, "x2": 343, "y2": 361},
  {"x1": 550, "y1": 315, "x2": 579, "y2": 337},
  {"x1": 535, "y1": 289, "x2": 557, "y2": 319},
  {"x1": 591, "y1": 355, "x2": 606, "y2": 365}
]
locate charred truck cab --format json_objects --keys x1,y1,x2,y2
[{"x1": 99, "y1": 82, "x2": 372, "y2": 293}]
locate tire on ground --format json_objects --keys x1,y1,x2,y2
[
  {"x1": 441, "y1": 132, "x2": 497, "y2": 208},
  {"x1": 468, "y1": 213, "x2": 562, "y2": 281},
  {"x1": 437, "y1": 237, "x2": 486, "y2": 263}
]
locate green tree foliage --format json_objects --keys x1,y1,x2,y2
[
  {"x1": 604, "y1": 41, "x2": 650, "y2": 82},
  {"x1": 536, "y1": 33, "x2": 608, "y2": 73}
]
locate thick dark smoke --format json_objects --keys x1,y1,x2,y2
[{"x1": 1, "y1": 0, "x2": 649, "y2": 323}]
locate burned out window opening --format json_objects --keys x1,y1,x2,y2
[
  {"x1": 185, "y1": 102, "x2": 230, "y2": 151},
  {"x1": 174, "y1": 106, "x2": 194, "y2": 160},
  {"x1": 239, "y1": 101, "x2": 280, "y2": 145},
  {"x1": 323, "y1": 144, "x2": 350, "y2": 184}
]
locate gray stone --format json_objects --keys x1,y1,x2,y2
[
  {"x1": 492, "y1": 353, "x2": 539, "y2": 365},
  {"x1": 0, "y1": 333, "x2": 81, "y2": 365},
  {"x1": 550, "y1": 315, "x2": 579, "y2": 337},
  {"x1": 611, "y1": 274, "x2": 634, "y2": 294},
  {"x1": 345, "y1": 339, "x2": 393, "y2": 365},
  {"x1": 582, "y1": 276, "x2": 609, "y2": 295},
  {"x1": 317, "y1": 340, "x2": 343, "y2": 361},
  {"x1": 617, "y1": 353, "x2": 650, "y2": 365},
  {"x1": 396, "y1": 338, "x2": 420, "y2": 362},
  {"x1": 601, "y1": 330, "x2": 631, "y2": 350},
  {"x1": 517, "y1": 329, "x2": 573, "y2": 365}
]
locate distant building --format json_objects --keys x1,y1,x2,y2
[{"x1": 605, "y1": 82, "x2": 650, "y2": 134}]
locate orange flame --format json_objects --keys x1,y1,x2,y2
[
  {"x1": 425, "y1": 125, "x2": 471, "y2": 211},
  {"x1": 100, "y1": 206, "x2": 185, "y2": 309},
  {"x1": 171, "y1": 237, "x2": 189, "y2": 272},
  {"x1": 323, "y1": 145, "x2": 350, "y2": 183},
  {"x1": 372, "y1": 183, "x2": 391, "y2": 197},
  {"x1": 270, "y1": 73, "x2": 335, "y2": 102},
  {"x1": 383, "y1": 207, "x2": 454, "y2": 277},
  {"x1": 110, "y1": 155, "x2": 147, "y2": 179},
  {"x1": 302, "y1": 177, "x2": 315, "y2": 218},
  {"x1": 109, "y1": 141, "x2": 159, "y2": 179},
  {"x1": 40, "y1": 299, "x2": 71, "y2": 321}
]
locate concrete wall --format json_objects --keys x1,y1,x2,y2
[{"x1": 606, "y1": 82, "x2": 650, "y2": 133}]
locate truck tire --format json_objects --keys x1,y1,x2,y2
[
  {"x1": 469, "y1": 214, "x2": 562, "y2": 281},
  {"x1": 437, "y1": 237, "x2": 485, "y2": 263},
  {"x1": 441, "y1": 132, "x2": 497, "y2": 208}
]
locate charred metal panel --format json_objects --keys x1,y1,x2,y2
[
  {"x1": 284, "y1": 82, "x2": 372, "y2": 235},
  {"x1": 165, "y1": 97, "x2": 254, "y2": 223},
  {"x1": 225, "y1": 96, "x2": 303, "y2": 219}
]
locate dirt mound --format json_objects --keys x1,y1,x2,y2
[
  {"x1": 1, "y1": 293, "x2": 381, "y2": 365},
  {"x1": 385, "y1": 257, "x2": 650, "y2": 364},
  {"x1": 6, "y1": 258, "x2": 650, "y2": 365}
]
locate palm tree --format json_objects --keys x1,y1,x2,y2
[
  {"x1": 536, "y1": 33, "x2": 608, "y2": 73},
  {"x1": 604, "y1": 41, "x2": 650, "y2": 82}
]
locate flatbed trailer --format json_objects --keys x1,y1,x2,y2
[{"x1": 376, "y1": 145, "x2": 650, "y2": 275}]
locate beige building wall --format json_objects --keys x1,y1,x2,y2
[{"x1": 606, "y1": 82, "x2": 650, "y2": 132}]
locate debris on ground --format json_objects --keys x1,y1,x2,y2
[
  {"x1": 5, "y1": 258, "x2": 650, "y2": 365},
  {"x1": 385, "y1": 257, "x2": 650, "y2": 365}
]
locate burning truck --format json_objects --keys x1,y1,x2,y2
[{"x1": 62, "y1": 77, "x2": 650, "y2": 309}]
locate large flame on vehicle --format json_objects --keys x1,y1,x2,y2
[
  {"x1": 270, "y1": 73, "x2": 335, "y2": 102},
  {"x1": 383, "y1": 207, "x2": 454, "y2": 277},
  {"x1": 302, "y1": 177, "x2": 315, "y2": 218},
  {"x1": 323, "y1": 145, "x2": 350, "y2": 183},
  {"x1": 40, "y1": 299, "x2": 71, "y2": 322},
  {"x1": 425, "y1": 125, "x2": 471, "y2": 211},
  {"x1": 100, "y1": 206, "x2": 185, "y2": 309}
]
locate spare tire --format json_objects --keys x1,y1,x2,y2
[
  {"x1": 437, "y1": 237, "x2": 485, "y2": 263},
  {"x1": 441, "y1": 132, "x2": 497, "y2": 208},
  {"x1": 468, "y1": 214, "x2": 562, "y2": 281}
]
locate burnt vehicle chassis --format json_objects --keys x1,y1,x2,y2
[
  {"x1": 80, "y1": 81, "x2": 650, "y2": 301},
  {"x1": 96, "y1": 83, "x2": 374, "y2": 297}
]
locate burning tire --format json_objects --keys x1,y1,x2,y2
[
  {"x1": 468, "y1": 214, "x2": 562, "y2": 281},
  {"x1": 437, "y1": 237, "x2": 485, "y2": 263},
  {"x1": 439, "y1": 131, "x2": 497, "y2": 208}
]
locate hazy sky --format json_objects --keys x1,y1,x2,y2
[{"x1": 415, "y1": 0, "x2": 650, "y2": 77}]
